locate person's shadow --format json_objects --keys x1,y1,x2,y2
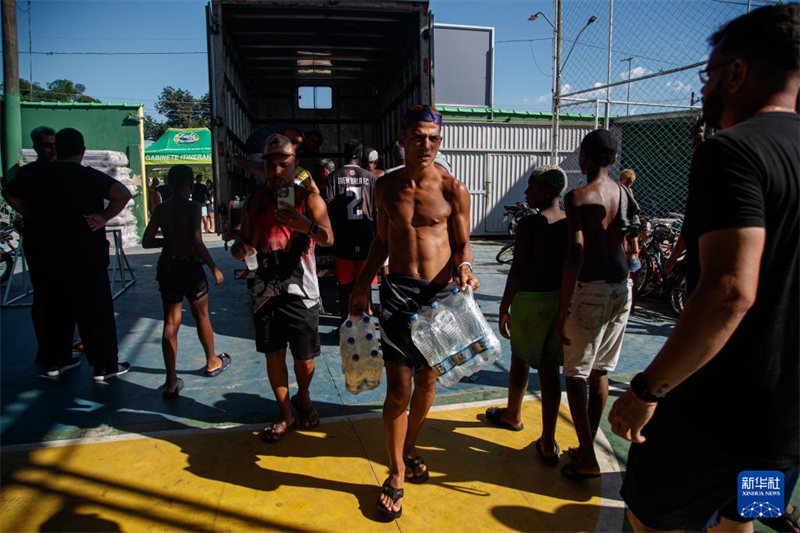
[{"x1": 39, "y1": 501, "x2": 122, "y2": 532}]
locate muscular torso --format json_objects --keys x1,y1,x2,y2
[
  {"x1": 570, "y1": 177, "x2": 628, "y2": 281},
  {"x1": 379, "y1": 167, "x2": 455, "y2": 283},
  {"x1": 158, "y1": 198, "x2": 200, "y2": 257}
]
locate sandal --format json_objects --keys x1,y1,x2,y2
[
  {"x1": 205, "y1": 353, "x2": 231, "y2": 377},
  {"x1": 403, "y1": 455, "x2": 429, "y2": 484},
  {"x1": 535, "y1": 438, "x2": 560, "y2": 466},
  {"x1": 162, "y1": 378, "x2": 184, "y2": 400},
  {"x1": 485, "y1": 406, "x2": 524, "y2": 431},
  {"x1": 291, "y1": 394, "x2": 320, "y2": 429},
  {"x1": 376, "y1": 479, "x2": 403, "y2": 519},
  {"x1": 261, "y1": 420, "x2": 295, "y2": 444},
  {"x1": 560, "y1": 462, "x2": 601, "y2": 480}
]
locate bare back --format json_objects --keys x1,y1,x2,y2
[
  {"x1": 378, "y1": 166, "x2": 466, "y2": 283},
  {"x1": 566, "y1": 176, "x2": 628, "y2": 281},
  {"x1": 153, "y1": 196, "x2": 202, "y2": 257}
]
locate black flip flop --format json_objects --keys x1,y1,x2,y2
[
  {"x1": 403, "y1": 455, "x2": 429, "y2": 484},
  {"x1": 560, "y1": 462, "x2": 601, "y2": 480},
  {"x1": 162, "y1": 378, "x2": 184, "y2": 400},
  {"x1": 485, "y1": 406, "x2": 524, "y2": 431},
  {"x1": 535, "y1": 438, "x2": 561, "y2": 466},
  {"x1": 205, "y1": 353, "x2": 231, "y2": 377},
  {"x1": 376, "y1": 479, "x2": 403, "y2": 519}
]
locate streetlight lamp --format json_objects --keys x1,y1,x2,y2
[
  {"x1": 562, "y1": 16, "x2": 598, "y2": 71},
  {"x1": 621, "y1": 56, "x2": 633, "y2": 115},
  {"x1": 530, "y1": 9, "x2": 597, "y2": 165}
]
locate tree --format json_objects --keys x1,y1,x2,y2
[
  {"x1": 1, "y1": 78, "x2": 100, "y2": 103},
  {"x1": 155, "y1": 86, "x2": 210, "y2": 129},
  {"x1": 143, "y1": 114, "x2": 169, "y2": 141},
  {"x1": 45, "y1": 79, "x2": 101, "y2": 103}
]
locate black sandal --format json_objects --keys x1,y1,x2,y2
[
  {"x1": 403, "y1": 455, "x2": 430, "y2": 484},
  {"x1": 376, "y1": 479, "x2": 403, "y2": 519}
]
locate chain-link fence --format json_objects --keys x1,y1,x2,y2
[{"x1": 556, "y1": 0, "x2": 783, "y2": 219}]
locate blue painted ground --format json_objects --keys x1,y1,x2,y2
[{"x1": 0, "y1": 239, "x2": 674, "y2": 445}]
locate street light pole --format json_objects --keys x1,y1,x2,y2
[
  {"x1": 621, "y1": 56, "x2": 633, "y2": 115},
  {"x1": 530, "y1": 5, "x2": 596, "y2": 165}
]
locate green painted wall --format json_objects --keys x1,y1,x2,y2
[{"x1": 18, "y1": 102, "x2": 146, "y2": 236}]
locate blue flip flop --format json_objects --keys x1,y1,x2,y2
[{"x1": 205, "y1": 353, "x2": 231, "y2": 377}]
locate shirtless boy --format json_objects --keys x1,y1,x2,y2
[{"x1": 143, "y1": 165, "x2": 229, "y2": 399}]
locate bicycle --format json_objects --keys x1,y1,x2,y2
[{"x1": 495, "y1": 205, "x2": 538, "y2": 265}]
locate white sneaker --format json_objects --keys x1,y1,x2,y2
[
  {"x1": 92, "y1": 362, "x2": 131, "y2": 382},
  {"x1": 44, "y1": 357, "x2": 81, "y2": 377}
]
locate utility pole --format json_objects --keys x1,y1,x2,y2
[
  {"x1": 2, "y1": 0, "x2": 22, "y2": 184},
  {"x1": 621, "y1": 56, "x2": 633, "y2": 116}
]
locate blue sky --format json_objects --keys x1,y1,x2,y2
[{"x1": 5, "y1": 0, "x2": 766, "y2": 119}]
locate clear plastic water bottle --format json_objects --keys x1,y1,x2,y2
[
  {"x1": 430, "y1": 301, "x2": 464, "y2": 354},
  {"x1": 340, "y1": 315, "x2": 383, "y2": 394},
  {"x1": 447, "y1": 288, "x2": 484, "y2": 342},
  {"x1": 411, "y1": 312, "x2": 462, "y2": 387}
]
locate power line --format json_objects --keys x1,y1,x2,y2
[
  {"x1": 25, "y1": 51, "x2": 206, "y2": 56},
  {"x1": 498, "y1": 37, "x2": 687, "y2": 68},
  {"x1": 528, "y1": 43, "x2": 550, "y2": 78},
  {"x1": 32, "y1": 35, "x2": 204, "y2": 42}
]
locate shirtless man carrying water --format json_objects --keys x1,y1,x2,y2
[{"x1": 349, "y1": 105, "x2": 479, "y2": 519}]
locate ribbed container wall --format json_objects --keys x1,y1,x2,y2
[{"x1": 440, "y1": 122, "x2": 593, "y2": 235}]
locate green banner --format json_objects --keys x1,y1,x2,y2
[{"x1": 145, "y1": 128, "x2": 212, "y2": 166}]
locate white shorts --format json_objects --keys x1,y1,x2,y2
[
  {"x1": 563, "y1": 279, "x2": 633, "y2": 379},
  {"x1": 201, "y1": 205, "x2": 208, "y2": 217}
]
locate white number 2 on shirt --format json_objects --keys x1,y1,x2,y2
[{"x1": 346, "y1": 186, "x2": 363, "y2": 220}]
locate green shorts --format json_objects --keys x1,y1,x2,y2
[{"x1": 509, "y1": 290, "x2": 563, "y2": 369}]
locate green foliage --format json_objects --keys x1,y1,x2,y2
[
  {"x1": 143, "y1": 114, "x2": 169, "y2": 141},
  {"x1": 2, "y1": 78, "x2": 102, "y2": 103},
  {"x1": 155, "y1": 86, "x2": 210, "y2": 130}
]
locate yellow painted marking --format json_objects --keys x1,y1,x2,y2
[{"x1": 1, "y1": 401, "x2": 602, "y2": 532}]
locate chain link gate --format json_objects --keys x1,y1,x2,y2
[{"x1": 553, "y1": 0, "x2": 783, "y2": 219}]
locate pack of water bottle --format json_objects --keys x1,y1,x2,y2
[
  {"x1": 410, "y1": 286, "x2": 502, "y2": 387},
  {"x1": 340, "y1": 314, "x2": 384, "y2": 394}
]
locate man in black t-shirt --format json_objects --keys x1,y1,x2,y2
[
  {"x1": 3, "y1": 126, "x2": 60, "y2": 368},
  {"x1": 192, "y1": 175, "x2": 212, "y2": 233},
  {"x1": 609, "y1": 5, "x2": 800, "y2": 532},
  {"x1": 324, "y1": 139, "x2": 377, "y2": 322},
  {"x1": 8, "y1": 128, "x2": 133, "y2": 382}
]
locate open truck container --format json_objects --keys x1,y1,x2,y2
[{"x1": 206, "y1": 0, "x2": 434, "y2": 209}]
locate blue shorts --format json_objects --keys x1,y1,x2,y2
[{"x1": 628, "y1": 257, "x2": 642, "y2": 273}]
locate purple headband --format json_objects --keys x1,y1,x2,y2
[{"x1": 401, "y1": 105, "x2": 442, "y2": 128}]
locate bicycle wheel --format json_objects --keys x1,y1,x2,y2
[
  {"x1": 0, "y1": 250, "x2": 12, "y2": 285},
  {"x1": 638, "y1": 254, "x2": 660, "y2": 299},
  {"x1": 634, "y1": 253, "x2": 650, "y2": 292},
  {"x1": 496, "y1": 243, "x2": 514, "y2": 264},
  {"x1": 669, "y1": 272, "x2": 688, "y2": 317}
]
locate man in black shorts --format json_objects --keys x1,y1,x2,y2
[
  {"x1": 6, "y1": 128, "x2": 132, "y2": 381},
  {"x1": 143, "y1": 165, "x2": 228, "y2": 399},
  {"x1": 349, "y1": 106, "x2": 479, "y2": 519},
  {"x1": 609, "y1": 5, "x2": 799, "y2": 531},
  {"x1": 232, "y1": 134, "x2": 334, "y2": 443}
]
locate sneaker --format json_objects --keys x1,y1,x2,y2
[
  {"x1": 92, "y1": 362, "x2": 131, "y2": 382},
  {"x1": 44, "y1": 356, "x2": 81, "y2": 377}
]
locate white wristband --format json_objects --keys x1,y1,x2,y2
[{"x1": 458, "y1": 261, "x2": 473, "y2": 272}]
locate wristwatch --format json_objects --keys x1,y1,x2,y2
[{"x1": 630, "y1": 373, "x2": 662, "y2": 403}]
